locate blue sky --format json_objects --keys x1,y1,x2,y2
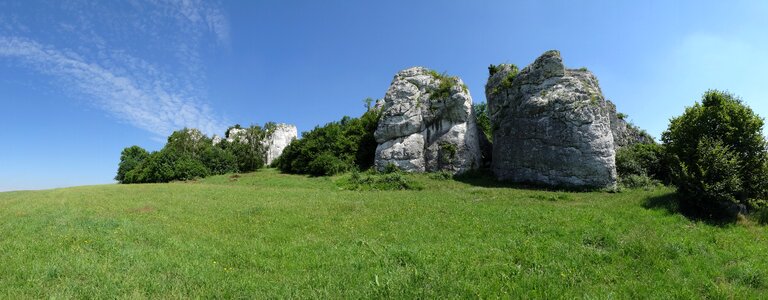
[{"x1": 1, "y1": 0, "x2": 767, "y2": 191}]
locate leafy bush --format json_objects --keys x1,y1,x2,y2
[
  {"x1": 662, "y1": 90, "x2": 768, "y2": 214},
  {"x1": 429, "y1": 171, "x2": 453, "y2": 180},
  {"x1": 276, "y1": 104, "x2": 380, "y2": 175},
  {"x1": 115, "y1": 146, "x2": 150, "y2": 183},
  {"x1": 756, "y1": 208, "x2": 768, "y2": 225},
  {"x1": 308, "y1": 152, "x2": 351, "y2": 176},
  {"x1": 200, "y1": 146, "x2": 238, "y2": 175},
  {"x1": 619, "y1": 174, "x2": 660, "y2": 190},
  {"x1": 615, "y1": 143, "x2": 669, "y2": 183},
  {"x1": 220, "y1": 125, "x2": 268, "y2": 172}
]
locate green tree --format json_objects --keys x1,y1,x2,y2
[
  {"x1": 115, "y1": 146, "x2": 150, "y2": 183},
  {"x1": 474, "y1": 102, "x2": 492, "y2": 142},
  {"x1": 276, "y1": 102, "x2": 381, "y2": 176},
  {"x1": 662, "y1": 90, "x2": 768, "y2": 214}
]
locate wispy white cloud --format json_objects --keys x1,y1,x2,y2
[
  {"x1": 0, "y1": 0, "x2": 231, "y2": 138},
  {"x1": 0, "y1": 36, "x2": 225, "y2": 136}
]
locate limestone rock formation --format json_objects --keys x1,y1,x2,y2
[
  {"x1": 212, "y1": 134, "x2": 223, "y2": 145},
  {"x1": 606, "y1": 100, "x2": 655, "y2": 148},
  {"x1": 486, "y1": 50, "x2": 617, "y2": 188},
  {"x1": 225, "y1": 128, "x2": 247, "y2": 143},
  {"x1": 374, "y1": 67, "x2": 481, "y2": 174},
  {"x1": 264, "y1": 123, "x2": 298, "y2": 165}
]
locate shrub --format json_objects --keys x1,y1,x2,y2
[
  {"x1": 276, "y1": 104, "x2": 380, "y2": 175},
  {"x1": 219, "y1": 125, "x2": 268, "y2": 172},
  {"x1": 619, "y1": 174, "x2": 660, "y2": 190},
  {"x1": 615, "y1": 143, "x2": 669, "y2": 183},
  {"x1": 115, "y1": 145, "x2": 150, "y2": 183},
  {"x1": 756, "y1": 208, "x2": 768, "y2": 225},
  {"x1": 308, "y1": 152, "x2": 351, "y2": 176},
  {"x1": 383, "y1": 163, "x2": 399, "y2": 174},
  {"x1": 662, "y1": 90, "x2": 768, "y2": 214},
  {"x1": 429, "y1": 171, "x2": 453, "y2": 180},
  {"x1": 201, "y1": 146, "x2": 238, "y2": 175},
  {"x1": 172, "y1": 155, "x2": 210, "y2": 181}
]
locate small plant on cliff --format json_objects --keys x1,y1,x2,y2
[
  {"x1": 439, "y1": 142, "x2": 458, "y2": 165},
  {"x1": 427, "y1": 70, "x2": 461, "y2": 101},
  {"x1": 488, "y1": 64, "x2": 499, "y2": 76},
  {"x1": 490, "y1": 65, "x2": 520, "y2": 96}
]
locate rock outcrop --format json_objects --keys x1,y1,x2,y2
[
  {"x1": 264, "y1": 123, "x2": 298, "y2": 165},
  {"x1": 374, "y1": 67, "x2": 481, "y2": 174},
  {"x1": 486, "y1": 50, "x2": 617, "y2": 188},
  {"x1": 606, "y1": 100, "x2": 655, "y2": 148},
  {"x1": 225, "y1": 127, "x2": 248, "y2": 143}
]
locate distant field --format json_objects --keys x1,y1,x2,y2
[{"x1": 0, "y1": 169, "x2": 766, "y2": 298}]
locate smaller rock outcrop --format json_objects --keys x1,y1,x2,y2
[
  {"x1": 264, "y1": 123, "x2": 298, "y2": 165},
  {"x1": 487, "y1": 50, "x2": 617, "y2": 188},
  {"x1": 606, "y1": 100, "x2": 655, "y2": 148},
  {"x1": 374, "y1": 67, "x2": 481, "y2": 174}
]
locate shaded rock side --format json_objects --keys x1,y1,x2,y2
[
  {"x1": 374, "y1": 67, "x2": 481, "y2": 174},
  {"x1": 486, "y1": 50, "x2": 617, "y2": 188},
  {"x1": 606, "y1": 100, "x2": 655, "y2": 148},
  {"x1": 264, "y1": 123, "x2": 298, "y2": 165}
]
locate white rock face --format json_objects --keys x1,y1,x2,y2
[
  {"x1": 212, "y1": 134, "x2": 223, "y2": 145},
  {"x1": 487, "y1": 50, "x2": 617, "y2": 188},
  {"x1": 374, "y1": 67, "x2": 481, "y2": 174},
  {"x1": 226, "y1": 128, "x2": 247, "y2": 143},
  {"x1": 264, "y1": 123, "x2": 298, "y2": 165}
]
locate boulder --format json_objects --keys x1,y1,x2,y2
[
  {"x1": 486, "y1": 50, "x2": 617, "y2": 188},
  {"x1": 374, "y1": 67, "x2": 481, "y2": 174},
  {"x1": 264, "y1": 123, "x2": 298, "y2": 165}
]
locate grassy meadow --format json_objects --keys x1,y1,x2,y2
[{"x1": 0, "y1": 169, "x2": 767, "y2": 298}]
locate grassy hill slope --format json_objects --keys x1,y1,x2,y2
[{"x1": 1, "y1": 169, "x2": 766, "y2": 298}]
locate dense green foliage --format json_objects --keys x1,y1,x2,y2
[
  {"x1": 114, "y1": 146, "x2": 150, "y2": 182},
  {"x1": 1, "y1": 170, "x2": 767, "y2": 298},
  {"x1": 662, "y1": 90, "x2": 768, "y2": 214},
  {"x1": 474, "y1": 102, "x2": 492, "y2": 142},
  {"x1": 118, "y1": 126, "x2": 269, "y2": 184},
  {"x1": 616, "y1": 143, "x2": 669, "y2": 188},
  {"x1": 219, "y1": 125, "x2": 268, "y2": 173},
  {"x1": 276, "y1": 106, "x2": 380, "y2": 176}
]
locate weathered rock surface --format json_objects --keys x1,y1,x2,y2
[
  {"x1": 606, "y1": 100, "x2": 655, "y2": 148},
  {"x1": 487, "y1": 50, "x2": 617, "y2": 188},
  {"x1": 264, "y1": 123, "x2": 298, "y2": 165},
  {"x1": 225, "y1": 128, "x2": 247, "y2": 143},
  {"x1": 374, "y1": 67, "x2": 481, "y2": 174}
]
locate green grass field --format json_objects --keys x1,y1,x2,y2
[{"x1": 1, "y1": 169, "x2": 766, "y2": 298}]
